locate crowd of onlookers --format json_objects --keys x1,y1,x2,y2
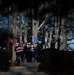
[{"x1": 14, "y1": 42, "x2": 43, "y2": 65}]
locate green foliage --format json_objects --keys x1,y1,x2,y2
[
  {"x1": 38, "y1": 48, "x2": 74, "y2": 71},
  {"x1": 0, "y1": 48, "x2": 12, "y2": 71}
]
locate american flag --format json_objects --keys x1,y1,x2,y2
[{"x1": 8, "y1": 37, "x2": 16, "y2": 44}]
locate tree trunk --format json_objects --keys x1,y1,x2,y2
[
  {"x1": 19, "y1": 13, "x2": 23, "y2": 44},
  {"x1": 60, "y1": 18, "x2": 67, "y2": 50},
  {"x1": 24, "y1": 25, "x2": 27, "y2": 43},
  {"x1": 57, "y1": 16, "x2": 61, "y2": 50},
  {"x1": 49, "y1": 26, "x2": 53, "y2": 48},
  {"x1": 24, "y1": 10, "x2": 28, "y2": 43},
  {"x1": 49, "y1": 17, "x2": 55, "y2": 48},
  {"x1": 55, "y1": 16, "x2": 59, "y2": 49},
  {"x1": 31, "y1": 9, "x2": 49, "y2": 45},
  {"x1": 55, "y1": 17, "x2": 58, "y2": 49},
  {"x1": 32, "y1": 8, "x2": 35, "y2": 44},
  {"x1": 32, "y1": 9, "x2": 40, "y2": 45},
  {"x1": 45, "y1": 30, "x2": 49, "y2": 48},
  {"x1": 34, "y1": 19, "x2": 39, "y2": 39},
  {"x1": 11, "y1": 11, "x2": 17, "y2": 63}
]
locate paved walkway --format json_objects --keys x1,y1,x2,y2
[{"x1": 0, "y1": 62, "x2": 49, "y2": 75}]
